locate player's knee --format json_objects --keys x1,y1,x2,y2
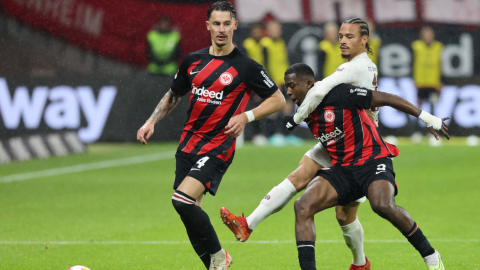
[
  {"x1": 172, "y1": 191, "x2": 196, "y2": 216},
  {"x1": 294, "y1": 197, "x2": 313, "y2": 220},
  {"x1": 336, "y1": 210, "x2": 348, "y2": 224},
  {"x1": 287, "y1": 171, "x2": 302, "y2": 188},
  {"x1": 288, "y1": 170, "x2": 310, "y2": 190},
  {"x1": 370, "y1": 200, "x2": 394, "y2": 219},
  {"x1": 172, "y1": 198, "x2": 189, "y2": 215}
]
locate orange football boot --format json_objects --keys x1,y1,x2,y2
[
  {"x1": 349, "y1": 257, "x2": 371, "y2": 270},
  {"x1": 225, "y1": 250, "x2": 232, "y2": 269},
  {"x1": 220, "y1": 207, "x2": 251, "y2": 242}
]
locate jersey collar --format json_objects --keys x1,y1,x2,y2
[{"x1": 349, "y1": 52, "x2": 368, "y2": 62}]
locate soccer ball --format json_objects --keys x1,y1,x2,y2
[{"x1": 68, "y1": 266, "x2": 91, "y2": 270}]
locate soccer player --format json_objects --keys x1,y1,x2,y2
[
  {"x1": 221, "y1": 18, "x2": 378, "y2": 270},
  {"x1": 283, "y1": 63, "x2": 448, "y2": 270},
  {"x1": 136, "y1": 2, "x2": 285, "y2": 269}
]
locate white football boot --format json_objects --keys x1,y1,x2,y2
[{"x1": 209, "y1": 249, "x2": 232, "y2": 270}]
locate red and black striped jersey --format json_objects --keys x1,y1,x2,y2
[
  {"x1": 171, "y1": 47, "x2": 278, "y2": 163},
  {"x1": 306, "y1": 84, "x2": 399, "y2": 166}
]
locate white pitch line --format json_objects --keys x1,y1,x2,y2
[
  {"x1": 0, "y1": 239, "x2": 477, "y2": 245},
  {"x1": 0, "y1": 151, "x2": 176, "y2": 184}
]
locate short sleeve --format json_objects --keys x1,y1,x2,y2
[
  {"x1": 244, "y1": 61, "x2": 278, "y2": 99},
  {"x1": 327, "y1": 84, "x2": 372, "y2": 110},
  {"x1": 170, "y1": 56, "x2": 192, "y2": 96}
]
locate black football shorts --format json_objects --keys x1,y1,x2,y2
[
  {"x1": 174, "y1": 151, "x2": 230, "y2": 196},
  {"x1": 316, "y1": 157, "x2": 397, "y2": 206}
]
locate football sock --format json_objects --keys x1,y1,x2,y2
[
  {"x1": 172, "y1": 191, "x2": 222, "y2": 255},
  {"x1": 297, "y1": 241, "x2": 316, "y2": 270},
  {"x1": 210, "y1": 248, "x2": 226, "y2": 261},
  {"x1": 423, "y1": 250, "x2": 440, "y2": 266},
  {"x1": 246, "y1": 178, "x2": 297, "y2": 230},
  {"x1": 404, "y1": 222, "x2": 435, "y2": 258},
  {"x1": 180, "y1": 215, "x2": 210, "y2": 269},
  {"x1": 340, "y1": 217, "x2": 366, "y2": 266}
]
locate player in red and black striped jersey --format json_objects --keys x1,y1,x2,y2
[
  {"x1": 285, "y1": 64, "x2": 449, "y2": 270},
  {"x1": 306, "y1": 84, "x2": 399, "y2": 167},
  {"x1": 171, "y1": 46, "x2": 278, "y2": 164},
  {"x1": 136, "y1": 2, "x2": 285, "y2": 270}
]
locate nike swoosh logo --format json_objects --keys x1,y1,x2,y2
[
  {"x1": 191, "y1": 168, "x2": 201, "y2": 171},
  {"x1": 190, "y1": 71, "x2": 200, "y2": 75},
  {"x1": 376, "y1": 171, "x2": 385, "y2": 174}
]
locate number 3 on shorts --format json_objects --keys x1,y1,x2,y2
[
  {"x1": 376, "y1": 164, "x2": 386, "y2": 174},
  {"x1": 196, "y1": 157, "x2": 210, "y2": 169}
]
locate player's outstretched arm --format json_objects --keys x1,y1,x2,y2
[
  {"x1": 293, "y1": 68, "x2": 355, "y2": 124},
  {"x1": 137, "y1": 89, "x2": 183, "y2": 145},
  {"x1": 224, "y1": 89, "x2": 285, "y2": 138},
  {"x1": 370, "y1": 91, "x2": 450, "y2": 140}
]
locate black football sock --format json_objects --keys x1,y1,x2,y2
[
  {"x1": 297, "y1": 241, "x2": 316, "y2": 270},
  {"x1": 181, "y1": 215, "x2": 210, "y2": 269},
  {"x1": 172, "y1": 191, "x2": 222, "y2": 255},
  {"x1": 404, "y1": 222, "x2": 435, "y2": 258}
]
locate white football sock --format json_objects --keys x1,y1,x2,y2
[
  {"x1": 210, "y1": 248, "x2": 225, "y2": 258},
  {"x1": 341, "y1": 217, "x2": 366, "y2": 266},
  {"x1": 246, "y1": 178, "x2": 297, "y2": 230},
  {"x1": 424, "y1": 250, "x2": 439, "y2": 266}
]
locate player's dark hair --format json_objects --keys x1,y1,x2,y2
[
  {"x1": 285, "y1": 63, "x2": 315, "y2": 78},
  {"x1": 207, "y1": 1, "x2": 236, "y2": 20},
  {"x1": 342, "y1": 18, "x2": 373, "y2": 55}
]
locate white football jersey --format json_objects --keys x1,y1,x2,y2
[{"x1": 294, "y1": 52, "x2": 379, "y2": 125}]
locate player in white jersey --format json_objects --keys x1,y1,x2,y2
[{"x1": 221, "y1": 18, "x2": 378, "y2": 270}]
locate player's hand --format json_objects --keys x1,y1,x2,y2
[
  {"x1": 224, "y1": 113, "x2": 248, "y2": 138},
  {"x1": 428, "y1": 117, "x2": 450, "y2": 140},
  {"x1": 137, "y1": 120, "x2": 155, "y2": 145},
  {"x1": 284, "y1": 114, "x2": 298, "y2": 131}
]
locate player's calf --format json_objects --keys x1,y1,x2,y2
[
  {"x1": 367, "y1": 181, "x2": 441, "y2": 269},
  {"x1": 368, "y1": 180, "x2": 414, "y2": 234},
  {"x1": 172, "y1": 191, "x2": 223, "y2": 255},
  {"x1": 244, "y1": 178, "x2": 297, "y2": 232},
  {"x1": 335, "y1": 203, "x2": 361, "y2": 226},
  {"x1": 294, "y1": 177, "x2": 337, "y2": 270}
]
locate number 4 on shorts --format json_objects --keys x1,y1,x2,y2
[{"x1": 196, "y1": 157, "x2": 210, "y2": 169}]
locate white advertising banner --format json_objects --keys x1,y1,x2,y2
[
  {"x1": 423, "y1": 0, "x2": 480, "y2": 24},
  {"x1": 236, "y1": 0, "x2": 303, "y2": 23},
  {"x1": 373, "y1": 0, "x2": 416, "y2": 23},
  {"x1": 311, "y1": 0, "x2": 366, "y2": 23}
]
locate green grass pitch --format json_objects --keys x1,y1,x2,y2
[{"x1": 0, "y1": 139, "x2": 479, "y2": 269}]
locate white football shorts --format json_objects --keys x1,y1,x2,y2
[{"x1": 305, "y1": 142, "x2": 367, "y2": 203}]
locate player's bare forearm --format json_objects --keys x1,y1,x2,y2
[
  {"x1": 371, "y1": 91, "x2": 450, "y2": 140},
  {"x1": 148, "y1": 89, "x2": 182, "y2": 124},
  {"x1": 370, "y1": 91, "x2": 421, "y2": 117},
  {"x1": 250, "y1": 89, "x2": 285, "y2": 120}
]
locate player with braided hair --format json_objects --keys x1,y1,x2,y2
[
  {"x1": 221, "y1": 18, "x2": 383, "y2": 270},
  {"x1": 343, "y1": 18, "x2": 374, "y2": 55}
]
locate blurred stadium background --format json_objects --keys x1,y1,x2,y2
[{"x1": 0, "y1": 0, "x2": 479, "y2": 269}]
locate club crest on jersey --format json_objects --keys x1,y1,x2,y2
[
  {"x1": 220, "y1": 72, "x2": 233, "y2": 85},
  {"x1": 324, "y1": 110, "x2": 335, "y2": 123}
]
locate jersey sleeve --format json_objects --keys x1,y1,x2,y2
[
  {"x1": 293, "y1": 64, "x2": 357, "y2": 123},
  {"x1": 244, "y1": 60, "x2": 278, "y2": 99},
  {"x1": 327, "y1": 84, "x2": 372, "y2": 110},
  {"x1": 170, "y1": 56, "x2": 192, "y2": 96}
]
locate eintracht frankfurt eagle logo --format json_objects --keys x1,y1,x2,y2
[
  {"x1": 220, "y1": 72, "x2": 233, "y2": 85},
  {"x1": 324, "y1": 110, "x2": 335, "y2": 123}
]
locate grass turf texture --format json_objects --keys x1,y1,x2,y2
[{"x1": 0, "y1": 140, "x2": 479, "y2": 269}]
